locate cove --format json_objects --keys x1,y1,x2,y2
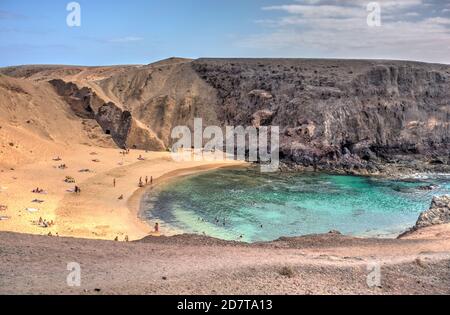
[{"x1": 142, "y1": 168, "x2": 450, "y2": 243}]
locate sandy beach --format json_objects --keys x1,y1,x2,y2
[{"x1": 0, "y1": 144, "x2": 243, "y2": 241}]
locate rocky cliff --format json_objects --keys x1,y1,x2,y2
[
  {"x1": 49, "y1": 79, "x2": 165, "y2": 151},
  {"x1": 191, "y1": 59, "x2": 450, "y2": 174},
  {"x1": 399, "y1": 195, "x2": 450, "y2": 238},
  {"x1": 415, "y1": 195, "x2": 450, "y2": 229}
]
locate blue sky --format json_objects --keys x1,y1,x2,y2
[{"x1": 1, "y1": 0, "x2": 449, "y2": 66}]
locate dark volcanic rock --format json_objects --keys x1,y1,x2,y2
[
  {"x1": 399, "y1": 195, "x2": 450, "y2": 238},
  {"x1": 50, "y1": 79, "x2": 165, "y2": 151},
  {"x1": 96, "y1": 102, "x2": 132, "y2": 147},
  {"x1": 49, "y1": 79, "x2": 97, "y2": 119},
  {"x1": 191, "y1": 59, "x2": 450, "y2": 173},
  {"x1": 415, "y1": 195, "x2": 450, "y2": 229}
]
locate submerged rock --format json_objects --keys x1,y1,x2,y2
[
  {"x1": 417, "y1": 184, "x2": 439, "y2": 191},
  {"x1": 328, "y1": 230, "x2": 342, "y2": 235}
]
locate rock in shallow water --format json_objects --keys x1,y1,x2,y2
[
  {"x1": 399, "y1": 195, "x2": 450, "y2": 238},
  {"x1": 415, "y1": 195, "x2": 450, "y2": 229}
]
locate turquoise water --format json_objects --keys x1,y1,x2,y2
[{"x1": 142, "y1": 168, "x2": 450, "y2": 242}]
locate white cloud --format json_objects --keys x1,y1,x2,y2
[
  {"x1": 108, "y1": 36, "x2": 144, "y2": 43},
  {"x1": 237, "y1": 0, "x2": 450, "y2": 64},
  {"x1": 292, "y1": 0, "x2": 423, "y2": 10},
  {"x1": 263, "y1": 5, "x2": 364, "y2": 18}
]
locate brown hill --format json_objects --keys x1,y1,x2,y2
[{"x1": 0, "y1": 74, "x2": 114, "y2": 167}]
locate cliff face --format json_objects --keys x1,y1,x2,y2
[
  {"x1": 2, "y1": 58, "x2": 449, "y2": 173},
  {"x1": 191, "y1": 59, "x2": 450, "y2": 173},
  {"x1": 49, "y1": 79, "x2": 165, "y2": 151}
]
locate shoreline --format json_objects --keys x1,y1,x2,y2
[
  {"x1": 0, "y1": 145, "x2": 245, "y2": 241},
  {"x1": 135, "y1": 166, "x2": 450, "y2": 243},
  {"x1": 129, "y1": 163, "x2": 249, "y2": 237},
  {"x1": 1, "y1": 143, "x2": 449, "y2": 243}
]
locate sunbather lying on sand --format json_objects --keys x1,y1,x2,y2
[
  {"x1": 32, "y1": 188, "x2": 48, "y2": 194},
  {"x1": 0, "y1": 205, "x2": 7, "y2": 211}
]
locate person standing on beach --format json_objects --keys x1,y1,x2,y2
[
  {"x1": 151, "y1": 176, "x2": 153, "y2": 185},
  {"x1": 145, "y1": 176, "x2": 148, "y2": 185},
  {"x1": 113, "y1": 178, "x2": 116, "y2": 188},
  {"x1": 154, "y1": 222, "x2": 159, "y2": 233}
]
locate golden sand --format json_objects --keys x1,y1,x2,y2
[{"x1": 0, "y1": 144, "x2": 243, "y2": 241}]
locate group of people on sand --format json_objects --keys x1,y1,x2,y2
[
  {"x1": 138, "y1": 176, "x2": 153, "y2": 188},
  {"x1": 114, "y1": 223, "x2": 159, "y2": 242},
  {"x1": 120, "y1": 148, "x2": 131, "y2": 156},
  {"x1": 114, "y1": 235, "x2": 129, "y2": 242},
  {"x1": 38, "y1": 217, "x2": 55, "y2": 228}
]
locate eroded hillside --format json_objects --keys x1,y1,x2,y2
[
  {"x1": 191, "y1": 59, "x2": 450, "y2": 173},
  {"x1": 0, "y1": 74, "x2": 114, "y2": 167}
]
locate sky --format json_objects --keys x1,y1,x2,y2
[{"x1": 0, "y1": 0, "x2": 449, "y2": 66}]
